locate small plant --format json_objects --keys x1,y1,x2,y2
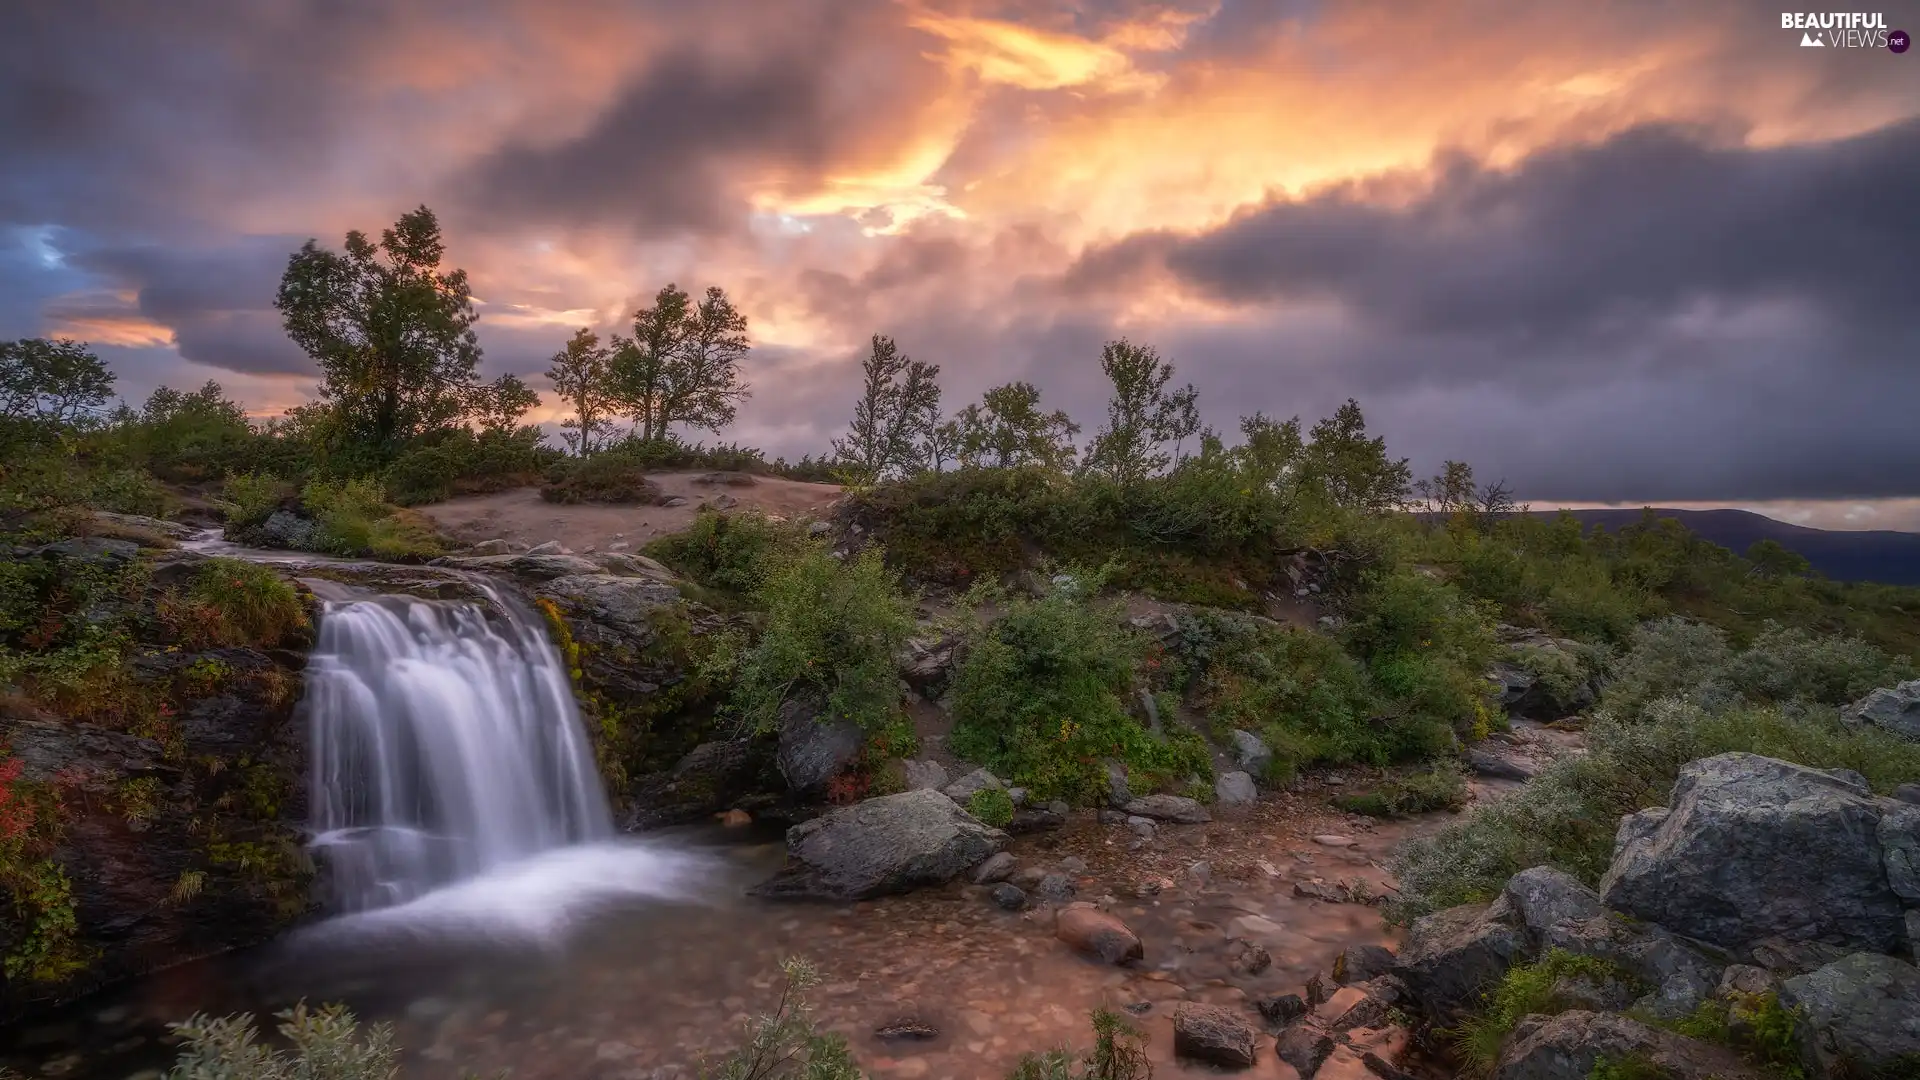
[
  {"x1": 163, "y1": 558, "x2": 310, "y2": 650},
  {"x1": 1333, "y1": 766, "x2": 1468, "y2": 818},
  {"x1": 1447, "y1": 950, "x2": 1639, "y2": 1076},
  {"x1": 117, "y1": 775, "x2": 165, "y2": 825},
  {"x1": 166, "y1": 1001, "x2": 399, "y2": 1080},
  {"x1": 219, "y1": 471, "x2": 292, "y2": 530},
  {"x1": 1587, "y1": 1057, "x2": 1677, "y2": 1080},
  {"x1": 1656, "y1": 992, "x2": 1805, "y2": 1078},
  {"x1": 966, "y1": 786, "x2": 1015, "y2": 828},
  {"x1": 1006, "y1": 1008, "x2": 1151, "y2": 1080},
  {"x1": 170, "y1": 869, "x2": 207, "y2": 906},
  {"x1": 646, "y1": 509, "x2": 812, "y2": 594},
  {"x1": 702, "y1": 956, "x2": 866, "y2": 1080}
]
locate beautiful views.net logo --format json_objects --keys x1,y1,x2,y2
[{"x1": 1780, "y1": 11, "x2": 1911, "y2": 50}]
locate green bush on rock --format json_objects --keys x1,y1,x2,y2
[{"x1": 966, "y1": 786, "x2": 1015, "y2": 828}]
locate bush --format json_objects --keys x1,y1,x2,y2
[
  {"x1": 966, "y1": 786, "x2": 1015, "y2": 828},
  {"x1": 715, "y1": 545, "x2": 917, "y2": 750},
  {"x1": 219, "y1": 471, "x2": 292, "y2": 531},
  {"x1": 541, "y1": 454, "x2": 663, "y2": 505},
  {"x1": 646, "y1": 509, "x2": 811, "y2": 594},
  {"x1": 1448, "y1": 950, "x2": 1640, "y2": 1075},
  {"x1": 704, "y1": 957, "x2": 865, "y2": 1080},
  {"x1": 160, "y1": 558, "x2": 310, "y2": 650},
  {"x1": 165, "y1": 1001, "x2": 398, "y2": 1080},
  {"x1": 86, "y1": 467, "x2": 174, "y2": 518},
  {"x1": 1195, "y1": 620, "x2": 1399, "y2": 779},
  {"x1": 1333, "y1": 766, "x2": 1468, "y2": 818},
  {"x1": 1005, "y1": 1008, "x2": 1151, "y2": 1080},
  {"x1": 1341, "y1": 566, "x2": 1500, "y2": 740},
  {"x1": 947, "y1": 575, "x2": 1211, "y2": 803}
]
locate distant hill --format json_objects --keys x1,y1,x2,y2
[{"x1": 1524, "y1": 508, "x2": 1920, "y2": 586}]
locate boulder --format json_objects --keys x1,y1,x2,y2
[
  {"x1": 1334, "y1": 944, "x2": 1398, "y2": 985},
  {"x1": 1275, "y1": 1021, "x2": 1335, "y2": 1075},
  {"x1": 1103, "y1": 760, "x2": 1132, "y2": 807},
  {"x1": 972, "y1": 852, "x2": 1017, "y2": 884},
  {"x1": 1392, "y1": 902, "x2": 1527, "y2": 1023},
  {"x1": 750, "y1": 789, "x2": 1007, "y2": 900},
  {"x1": 1006, "y1": 808, "x2": 1065, "y2": 834},
  {"x1": 1500, "y1": 866, "x2": 1605, "y2": 945},
  {"x1": 899, "y1": 759, "x2": 949, "y2": 792},
  {"x1": 942, "y1": 767, "x2": 1002, "y2": 803},
  {"x1": 234, "y1": 509, "x2": 320, "y2": 551},
  {"x1": 1055, "y1": 903, "x2": 1143, "y2": 964},
  {"x1": 1600, "y1": 752, "x2": 1908, "y2": 954},
  {"x1": 1893, "y1": 783, "x2": 1920, "y2": 806},
  {"x1": 91, "y1": 511, "x2": 197, "y2": 541},
  {"x1": 1256, "y1": 994, "x2": 1307, "y2": 1026},
  {"x1": 1215, "y1": 771, "x2": 1258, "y2": 806},
  {"x1": 1542, "y1": 914, "x2": 1725, "y2": 1020},
  {"x1": 775, "y1": 696, "x2": 865, "y2": 798},
  {"x1": 537, "y1": 573, "x2": 683, "y2": 640},
  {"x1": 1780, "y1": 952, "x2": 1920, "y2": 1077},
  {"x1": 625, "y1": 739, "x2": 770, "y2": 830},
  {"x1": 1324, "y1": 975, "x2": 1408, "y2": 1031},
  {"x1": 1124, "y1": 794, "x2": 1211, "y2": 824},
  {"x1": 526, "y1": 540, "x2": 570, "y2": 555},
  {"x1": 1171, "y1": 1003, "x2": 1258, "y2": 1068},
  {"x1": 1230, "y1": 729, "x2": 1273, "y2": 776},
  {"x1": 1126, "y1": 815, "x2": 1156, "y2": 840},
  {"x1": 1467, "y1": 743, "x2": 1540, "y2": 782},
  {"x1": 1880, "y1": 802, "x2": 1920, "y2": 904},
  {"x1": 991, "y1": 883, "x2": 1028, "y2": 910},
  {"x1": 1844, "y1": 680, "x2": 1920, "y2": 742},
  {"x1": 1491, "y1": 1011, "x2": 1763, "y2": 1080},
  {"x1": 898, "y1": 635, "x2": 958, "y2": 695}
]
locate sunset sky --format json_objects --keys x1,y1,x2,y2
[{"x1": 3, "y1": 0, "x2": 1917, "y2": 527}]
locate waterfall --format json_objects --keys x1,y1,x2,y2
[{"x1": 303, "y1": 585, "x2": 613, "y2": 912}]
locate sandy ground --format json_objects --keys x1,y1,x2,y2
[{"x1": 418, "y1": 471, "x2": 845, "y2": 552}]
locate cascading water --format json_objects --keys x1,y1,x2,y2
[{"x1": 303, "y1": 584, "x2": 613, "y2": 912}]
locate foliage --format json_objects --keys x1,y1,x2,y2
[
  {"x1": 546, "y1": 327, "x2": 621, "y2": 455},
  {"x1": 966, "y1": 786, "x2": 1015, "y2": 828},
  {"x1": 165, "y1": 1002, "x2": 399, "y2": 1080},
  {"x1": 380, "y1": 425, "x2": 556, "y2": 505},
  {"x1": 220, "y1": 471, "x2": 294, "y2": 530},
  {"x1": 86, "y1": 466, "x2": 175, "y2": 518},
  {"x1": 701, "y1": 956, "x2": 866, "y2": 1080},
  {"x1": 1005, "y1": 1009, "x2": 1152, "y2": 1080},
  {"x1": 714, "y1": 545, "x2": 917, "y2": 750},
  {"x1": 610, "y1": 283, "x2": 753, "y2": 442},
  {"x1": 297, "y1": 477, "x2": 442, "y2": 561},
  {"x1": 953, "y1": 382, "x2": 1081, "y2": 471},
  {"x1": 0, "y1": 338, "x2": 116, "y2": 441},
  {"x1": 832, "y1": 334, "x2": 942, "y2": 483},
  {"x1": 1333, "y1": 766, "x2": 1469, "y2": 817},
  {"x1": 1655, "y1": 992, "x2": 1804, "y2": 1078},
  {"x1": 947, "y1": 575, "x2": 1210, "y2": 803},
  {"x1": 161, "y1": 558, "x2": 311, "y2": 650},
  {"x1": 1298, "y1": 399, "x2": 1413, "y2": 514},
  {"x1": 1080, "y1": 338, "x2": 1199, "y2": 486},
  {"x1": 1339, "y1": 566, "x2": 1500, "y2": 741},
  {"x1": 0, "y1": 750, "x2": 86, "y2": 983},
  {"x1": 1507, "y1": 641, "x2": 1608, "y2": 716},
  {"x1": 96, "y1": 381, "x2": 258, "y2": 484},
  {"x1": 647, "y1": 509, "x2": 814, "y2": 595},
  {"x1": 541, "y1": 453, "x2": 663, "y2": 505},
  {"x1": 1587, "y1": 1058, "x2": 1678, "y2": 1080},
  {"x1": 1449, "y1": 950, "x2": 1641, "y2": 1076}
]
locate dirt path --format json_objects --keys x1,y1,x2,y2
[{"x1": 417, "y1": 472, "x2": 844, "y2": 553}]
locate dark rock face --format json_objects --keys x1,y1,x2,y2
[
  {"x1": 750, "y1": 789, "x2": 1007, "y2": 900},
  {"x1": 624, "y1": 739, "x2": 775, "y2": 829},
  {"x1": 1540, "y1": 915, "x2": 1725, "y2": 1021},
  {"x1": 1491, "y1": 1011, "x2": 1762, "y2": 1080},
  {"x1": 1499, "y1": 866, "x2": 1605, "y2": 945},
  {"x1": 1274, "y1": 1021, "x2": 1333, "y2": 1075},
  {"x1": 774, "y1": 696, "x2": 864, "y2": 799},
  {"x1": 1392, "y1": 901, "x2": 1528, "y2": 1024},
  {"x1": 1844, "y1": 679, "x2": 1920, "y2": 742},
  {"x1": 1780, "y1": 952, "x2": 1920, "y2": 1076},
  {"x1": 1599, "y1": 753, "x2": 1909, "y2": 954},
  {"x1": 1255, "y1": 993, "x2": 1307, "y2": 1026},
  {"x1": 1334, "y1": 944, "x2": 1397, "y2": 985},
  {"x1": 1171, "y1": 1003, "x2": 1257, "y2": 1068}
]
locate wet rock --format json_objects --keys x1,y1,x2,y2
[
  {"x1": 874, "y1": 1017, "x2": 940, "y2": 1042},
  {"x1": 468, "y1": 538, "x2": 519, "y2": 555},
  {"x1": 1011, "y1": 866, "x2": 1048, "y2": 890},
  {"x1": 898, "y1": 635, "x2": 958, "y2": 696},
  {"x1": 1541, "y1": 915, "x2": 1724, "y2": 1021},
  {"x1": 1215, "y1": 770, "x2": 1258, "y2": 806},
  {"x1": 1717, "y1": 964, "x2": 1774, "y2": 998},
  {"x1": 1255, "y1": 994, "x2": 1307, "y2": 1026},
  {"x1": 1059, "y1": 855, "x2": 1088, "y2": 874},
  {"x1": 775, "y1": 695, "x2": 865, "y2": 798},
  {"x1": 1230, "y1": 729, "x2": 1273, "y2": 776},
  {"x1": 1172, "y1": 1003, "x2": 1257, "y2": 1068},
  {"x1": 1391, "y1": 902, "x2": 1527, "y2": 1024},
  {"x1": 942, "y1": 768, "x2": 1002, "y2": 803},
  {"x1": 991, "y1": 884, "x2": 1028, "y2": 911},
  {"x1": 1103, "y1": 760, "x2": 1132, "y2": 807},
  {"x1": 232, "y1": 509, "x2": 320, "y2": 551},
  {"x1": 1467, "y1": 743, "x2": 1540, "y2": 782},
  {"x1": 1046, "y1": 799, "x2": 1069, "y2": 818},
  {"x1": 972, "y1": 852, "x2": 1018, "y2": 885},
  {"x1": 751, "y1": 789, "x2": 1007, "y2": 900},
  {"x1": 1293, "y1": 880, "x2": 1348, "y2": 903},
  {"x1": 1055, "y1": 903, "x2": 1143, "y2": 964},
  {"x1": 626, "y1": 739, "x2": 768, "y2": 830},
  {"x1": 1006, "y1": 808, "x2": 1064, "y2": 834},
  {"x1": 1228, "y1": 939, "x2": 1273, "y2": 975},
  {"x1": 1843, "y1": 679, "x2": 1920, "y2": 742},
  {"x1": 1275, "y1": 1021, "x2": 1334, "y2": 1076},
  {"x1": 1490, "y1": 1011, "x2": 1763, "y2": 1080},
  {"x1": 1312, "y1": 834, "x2": 1355, "y2": 848},
  {"x1": 1034, "y1": 873, "x2": 1076, "y2": 903},
  {"x1": 526, "y1": 540, "x2": 570, "y2": 556},
  {"x1": 1500, "y1": 866, "x2": 1605, "y2": 946},
  {"x1": 1599, "y1": 752, "x2": 1908, "y2": 954},
  {"x1": 899, "y1": 759, "x2": 949, "y2": 792},
  {"x1": 807, "y1": 520, "x2": 833, "y2": 537},
  {"x1": 1334, "y1": 944, "x2": 1397, "y2": 985},
  {"x1": 1325, "y1": 975, "x2": 1407, "y2": 1031},
  {"x1": 1779, "y1": 952, "x2": 1920, "y2": 1076},
  {"x1": 1125, "y1": 815, "x2": 1156, "y2": 840},
  {"x1": 717, "y1": 808, "x2": 751, "y2": 827},
  {"x1": 1124, "y1": 794, "x2": 1211, "y2": 824}
]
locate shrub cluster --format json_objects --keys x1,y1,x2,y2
[
  {"x1": 645, "y1": 509, "x2": 812, "y2": 595},
  {"x1": 540, "y1": 453, "x2": 663, "y2": 505}
]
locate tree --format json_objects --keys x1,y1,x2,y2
[
  {"x1": 1417, "y1": 460, "x2": 1478, "y2": 517},
  {"x1": 0, "y1": 338, "x2": 115, "y2": 429},
  {"x1": 1233, "y1": 412, "x2": 1305, "y2": 496},
  {"x1": 471, "y1": 373, "x2": 539, "y2": 433},
  {"x1": 546, "y1": 329, "x2": 619, "y2": 454},
  {"x1": 954, "y1": 382, "x2": 1080, "y2": 470},
  {"x1": 831, "y1": 334, "x2": 942, "y2": 482},
  {"x1": 1747, "y1": 538, "x2": 1812, "y2": 580},
  {"x1": 274, "y1": 205, "x2": 493, "y2": 452},
  {"x1": 1081, "y1": 339, "x2": 1199, "y2": 485},
  {"x1": 1299, "y1": 399, "x2": 1412, "y2": 512},
  {"x1": 610, "y1": 284, "x2": 752, "y2": 441}
]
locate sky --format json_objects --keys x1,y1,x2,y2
[{"x1": 3, "y1": 0, "x2": 1918, "y2": 529}]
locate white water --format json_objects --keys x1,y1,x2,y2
[{"x1": 305, "y1": 585, "x2": 622, "y2": 912}]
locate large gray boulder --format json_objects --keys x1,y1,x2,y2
[
  {"x1": 1883, "y1": 802, "x2": 1920, "y2": 906},
  {"x1": 1491, "y1": 1011, "x2": 1763, "y2": 1080},
  {"x1": 1780, "y1": 952, "x2": 1920, "y2": 1076},
  {"x1": 1392, "y1": 902, "x2": 1528, "y2": 1024},
  {"x1": 1844, "y1": 680, "x2": 1920, "y2": 742},
  {"x1": 776, "y1": 696, "x2": 866, "y2": 798},
  {"x1": 1599, "y1": 753, "x2": 1909, "y2": 954},
  {"x1": 751, "y1": 789, "x2": 1007, "y2": 900},
  {"x1": 1229, "y1": 729, "x2": 1273, "y2": 776},
  {"x1": 1499, "y1": 866, "x2": 1605, "y2": 945}
]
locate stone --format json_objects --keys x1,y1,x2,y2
[
  {"x1": 1011, "y1": 866, "x2": 1048, "y2": 890},
  {"x1": 1599, "y1": 753, "x2": 1909, "y2": 954},
  {"x1": 1500, "y1": 866, "x2": 1605, "y2": 945},
  {"x1": 942, "y1": 767, "x2": 1002, "y2": 803},
  {"x1": 1717, "y1": 964, "x2": 1774, "y2": 998},
  {"x1": 1171, "y1": 1003, "x2": 1257, "y2": 1068},
  {"x1": 1467, "y1": 743, "x2": 1540, "y2": 782},
  {"x1": 1747, "y1": 936, "x2": 1853, "y2": 977},
  {"x1": 1843, "y1": 679, "x2": 1920, "y2": 742},
  {"x1": 1228, "y1": 939, "x2": 1273, "y2": 975},
  {"x1": 1046, "y1": 800, "x2": 1069, "y2": 818},
  {"x1": 1548, "y1": 973, "x2": 1638, "y2": 1013},
  {"x1": 972, "y1": 852, "x2": 1018, "y2": 885},
  {"x1": 1124, "y1": 794, "x2": 1211, "y2": 824},
  {"x1": 775, "y1": 695, "x2": 865, "y2": 798},
  {"x1": 1103, "y1": 760, "x2": 1132, "y2": 807},
  {"x1": 1006, "y1": 786, "x2": 1028, "y2": 807},
  {"x1": 1275, "y1": 1021, "x2": 1334, "y2": 1076},
  {"x1": 1034, "y1": 873, "x2": 1076, "y2": 903},
  {"x1": 1325, "y1": 976, "x2": 1408, "y2": 1032},
  {"x1": 1334, "y1": 944, "x2": 1398, "y2": 985},
  {"x1": 1215, "y1": 770, "x2": 1258, "y2": 806},
  {"x1": 1230, "y1": 730, "x2": 1273, "y2": 776},
  {"x1": 1059, "y1": 855, "x2": 1088, "y2": 874},
  {"x1": 526, "y1": 540, "x2": 570, "y2": 555},
  {"x1": 898, "y1": 635, "x2": 959, "y2": 695},
  {"x1": 1542, "y1": 915, "x2": 1725, "y2": 1021},
  {"x1": 1098, "y1": 809, "x2": 1128, "y2": 826},
  {"x1": 90, "y1": 510, "x2": 197, "y2": 541},
  {"x1": 1879, "y1": 801, "x2": 1920, "y2": 904},
  {"x1": 750, "y1": 789, "x2": 1007, "y2": 900},
  {"x1": 1293, "y1": 880, "x2": 1348, "y2": 903},
  {"x1": 1892, "y1": 782, "x2": 1920, "y2": 805},
  {"x1": 712, "y1": 494, "x2": 738, "y2": 510},
  {"x1": 1780, "y1": 952, "x2": 1920, "y2": 1077},
  {"x1": 1006, "y1": 808, "x2": 1065, "y2": 834},
  {"x1": 1312, "y1": 834, "x2": 1356, "y2": 848},
  {"x1": 717, "y1": 809, "x2": 751, "y2": 827},
  {"x1": 900, "y1": 759, "x2": 949, "y2": 792},
  {"x1": 1391, "y1": 902, "x2": 1528, "y2": 1024},
  {"x1": 468, "y1": 538, "x2": 518, "y2": 555},
  {"x1": 1490, "y1": 1011, "x2": 1763, "y2": 1080},
  {"x1": 807, "y1": 520, "x2": 833, "y2": 537},
  {"x1": 1055, "y1": 903, "x2": 1144, "y2": 964},
  {"x1": 991, "y1": 884, "x2": 1028, "y2": 911},
  {"x1": 659, "y1": 496, "x2": 688, "y2": 507},
  {"x1": 1255, "y1": 994, "x2": 1307, "y2": 1026}
]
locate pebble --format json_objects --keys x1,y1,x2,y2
[{"x1": 1313, "y1": 834, "x2": 1357, "y2": 848}]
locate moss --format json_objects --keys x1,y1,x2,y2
[{"x1": 1650, "y1": 992, "x2": 1805, "y2": 1079}]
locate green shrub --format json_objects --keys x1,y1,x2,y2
[
  {"x1": 165, "y1": 1002, "x2": 398, "y2": 1080},
  {"x1": 541, "y1": 454, "x2": 663, "y2": 505},
  {"x1": 86, "y1": 467, "x2": 174, "y2": 518},
  {"x1": 300, "y1": 476, "x2": 389, "y2": 555},
  {"x1": 161, "y1": 558, "x2": 310, "y2": 650},
  {"x1": 1508, "y1": 641, "x2": 1609, "y2": 715},
  {"x1": 1334, "y1": 766, "x2": 1468, "y2": 818},
  {"x1": 646, "y1": 509, "x2": 811, "y2": 594},
  {"x1": 1006, "y1": 1008, "x2": 1151, "y2": 1080},
  {"x1": 1449, "y1": 950, "x2": 1640, "y2": 1075},
  {"x1": 947, "y1": 575, "x2": 1210, "y2": 803},
  {"x1": 1342, "y1": 566, "x2": 1500, "y2": 740},
  {"x1": 704, "y1": 957, "x2": 866, "y2": 1080},
  {"x1": 219, "y1": 471, "x2": 292, "y2": 531},
  {"x1": 714, "y1": 545, "x2": 917, "y2": 750},
  {"x1": 1657, "y1": 992, "x2": 1804, "y2": 1078},
  {"x1": 966, "y1": 786, "x2": 1015, "y2": 828},
  {"x1": 1587, "y1": 1056, "x2": 1678, "y2": 1080}
]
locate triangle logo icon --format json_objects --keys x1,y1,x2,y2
[{"x1": 1801, "y1": 31, "x2": 1824, "y2": 45}]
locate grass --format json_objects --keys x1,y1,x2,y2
[
  {"x1": 1448, "y1": 950, "x2": 1642, "y2": 1076},
  {"x1": 1333, "y1": 766, "x2": 1469, "y2": 817},
  {"x1": 1654, "y1": 993, "x2": 1804, "y2": 1079},
  {"x1": 160, "y1": 557, "x2": 311, "y2": 650}
]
